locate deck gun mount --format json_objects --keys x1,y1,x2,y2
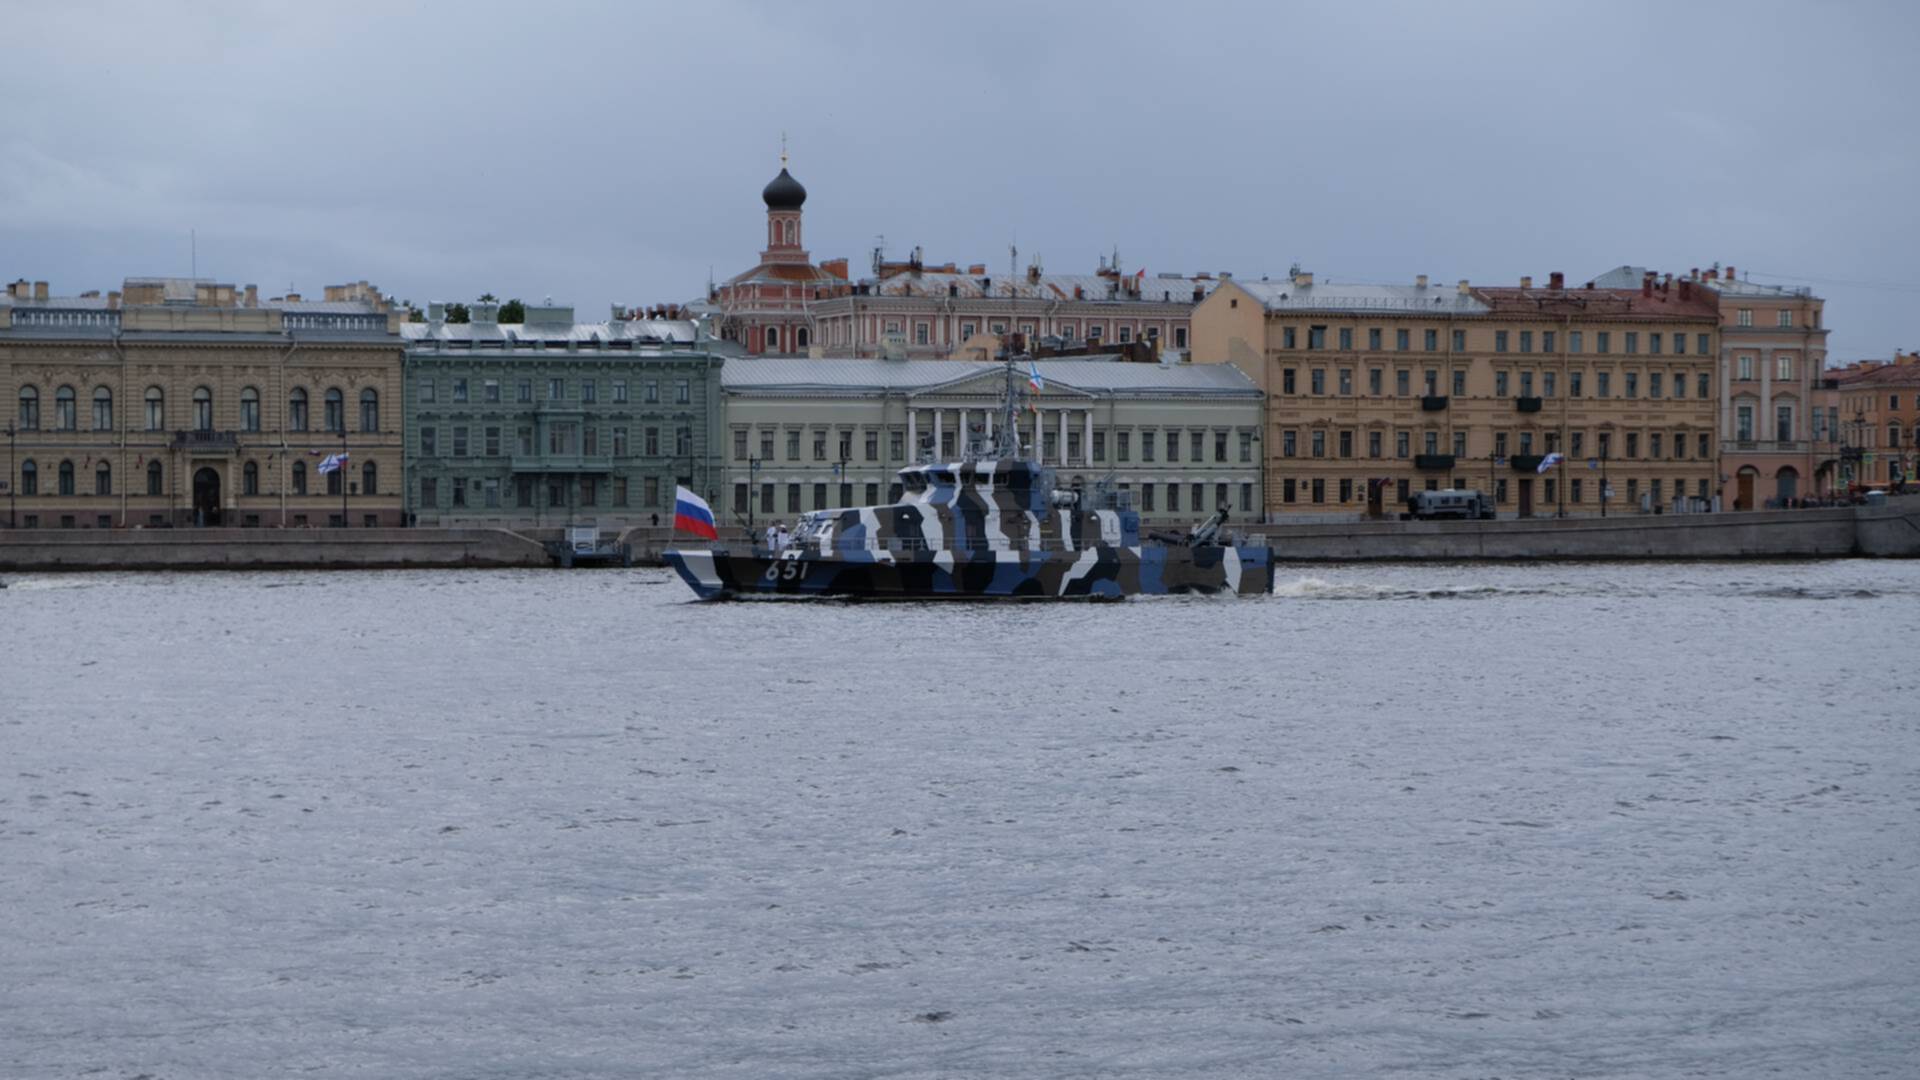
[{"x1": 1147, "y1": 505, "x2": 1231, "y2": 548}]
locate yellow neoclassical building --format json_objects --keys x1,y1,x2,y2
[
  {"x1": 2, "y1": 277, "x2": 406, "y2": 529},
  {"x1": 1192, "y1": 270, "x2": 1722, "y2": 519}
]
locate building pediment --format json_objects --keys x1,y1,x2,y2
[{"x1": 910, "y1": 368, "x2": 1097, "y2": 401}]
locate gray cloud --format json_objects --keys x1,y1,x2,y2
[{"x1": 3, "y1": 0, "x2": 1914, "y2": 356}]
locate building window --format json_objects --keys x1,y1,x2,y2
[
  {"x1": 1650, "y1": 333, "x2": 1662, "y2": 355},
  {"x1": 1737, "y1": 308, "x2": 1753, "y2": 327},
  {"x1": 1451, "y1": 329, "x2": 1466, "y2": 352},
  {"x1": 288, "y1": 388, "x2": 309, "y2": 431},
  {"x1": 1338, "y1": 368, "x2": 1353, "y2": 395},
  {"x1": 57, "y1": 459, "x2": 75, "y2": 495},
  {"x1": 453, "y1": 427, "x2": 469, "y2": 457},
  {"x1": 1776, "y1": 354, "x2": 1794, "y2": 381},
  {"x1": 1117, "y1": 327, "x2": 1132, "y2": 344},
  {"x1": 766, "y1": 327, "x2": 780, "y2": 351},
  {"x1": 1282, "y1": 478, "x2": 1296, "y2": 503},
  {"x1": 18, "y1": 386, "x2": 39, "y2": 430},
  {"x1": 1624, "y1": 332, "x2": 1639, "y2": 355},
  {"x1": 242, "y1": 460, "x2": 259, "y2": 496},
  {"x1": 1649, "y1": 372, "x2": 1663, "y2": 399},
  {"x1": 145, "y1": 459, "x2": 161, "y2": 496},
  {"x1": 1543, "y1": 331, "x2": 1556, "y2": 353},
  {"x1": 1118, "y1": 432, "x2": 1131, "y2": 462},
  {"x1": 1396, "y1": 431, "x2": 1409, "y2": 458},
  {"x1": 1175, "y1": 327, "x2": 1188, "y2": 349},
  {"x1": 1283, "y1": 327, "x2": 1297, "y2": 349},
  {"x1": 1596, "y1": 372, "x2": 1611, "y2": 398},
  {"x1": 484, "y1": 379, "x2": 501, "y2": 403},
  {"x1": 1368, "y1": 430, "x2": 1382, "y2": 458},
  {"x1": 1596, "y1": 332, "x2": 1611, "y2": 354},
  {"x1": 186, "y1": 386, "x2": 212, "y2": 431},
  {"x1": 1495, "y1": 371, "x2": 1509, "y2": 397},
  {"x1": 1308, "y1": 326, "x2": 1326, "y2": 350},
  {"x1": 453, "y1": 378, "x2": 469, "y2": 403},
  {"x1": 1369, "y1": 368, "x2": 1383, "y2": 395},
  {"x1": 359, "y1": 388, "x2": 379, "y2": 432},
  {"x1": 1777, "y1": 309, "x2": 1792, "y2": 328},
  {"x1": 675, "y1": 380, "x2": 691, "y2": 405},
  {"x1": 1282, "y1": 430, "x2": 1296, "y2": 457},
  {"x1": 1519, "y1": 331, "x2": 1533, "y2": 354},
  {"x1": 1338, "y1": 430, "x2": 1353, "y2": 458},
  {"x1": 1697, "y1": 333, "x2": 1710, "y2": 355},
  {"x1": 91, "y1": 387, "x2": 113, "y2": 431},
  {"x1": 53, "y1": 385, "x2": 76, "y2": 430},
  {"x1": 291, "y1": 460, "x2": 308, "y2": 495},
  {"x1": 1625, "y1": 372, "x2": 1639, "y2": 399},
  {"x1": 1311, "y1": 430, "x2": 1325, "y2": 458},
  {"x1": 93, "y1": 460, "x2": 111, "y2": 496},
  {"x1": 1282, "y1": 368, "x2": 1297, "y2": 394},
  {"x1": 1311, "y1": 478, "x2": 1325, "y2": 504},
  {"x1": 1495, "y1": 331, "x2": 1509, "y2": 353},
  {"x1": 1311, "y1": 369, "x2": 1326, "y2": 395},
  {"x1": 581, "y1": 380, "x2": 597, "y2": 404},
  {"x1": 1142, "y1": 431, "x2": 1157, "y2": 462}
]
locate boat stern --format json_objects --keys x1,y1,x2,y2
[{"x1": 663, "y1": 548, "x2": 731, "y2": 600}]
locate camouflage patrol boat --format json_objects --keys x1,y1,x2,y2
[{"x1": 664, "y1": 356, "x2": 1273, "y2": 601}]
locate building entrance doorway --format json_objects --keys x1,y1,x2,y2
[
  {"x1": 1518, "y1": 477, "x2": 1534, "y2": 518},
  {"x1": 1367, "y1": 478, "x2": 1385, "y2": 519},
  {"x1": 1776, "y1": 466, "x2": 1799, "y2": 503},
  {"x1": 193, "y1": 466, "x2": 222, "y2": 527},
  {"x1": 1735, "y1": 468, "x2": 1757, "y2": 511}
]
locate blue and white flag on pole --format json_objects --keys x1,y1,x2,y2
[
  {"x1": 317, "y1": 452, "x2": 349, "y2": 474},
  {"x1": 1536, "y1": 452, "x2": 1564, "y2": 474}
]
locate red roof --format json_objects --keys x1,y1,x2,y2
[{"x1": 1835, "y1": 354, "x2": 1920, "y2": 388}]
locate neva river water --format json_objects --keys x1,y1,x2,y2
[{"x1": 4, "y1": 562, "x2": 1918, "y2": 1079}]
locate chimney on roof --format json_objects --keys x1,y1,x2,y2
[
  {"x1": 1027, "y1": 264, "x2": 1041, "y2": 284},
  {"x1": 1726, "y1": 264, "x2": 1736, "y2": 281},
  {"x1": 1192, "y1": 286, "x2": 1204, "y2": 302},
  {"x1": 1415, "y1": 274, "x2": 1428, "y2": 289},
  {"x1": 1549, "y1": 271, "x2": 1564, "y2": 290},
  {"x1": 967, "y1": 264, "x2": 986, "y2": 276},
  {"x1": 1074, "y1": 285, "x2": 1084, "y2": 300},
  {"x1": 285, "y1": 292, "x2": 301, "y2": 303},
  {"x1": 34, "y1": 281, "x2": 49, "y2": 301},
  {"x1": 1457, "y1": 279, "x2": 1470, "y2": 295},
  {"x1": 244, "y1": 284, "x2": 258, "y2": 308},
  {"x1": 107, "y1": 290, "x2": 121, "y2": 309},
  {"x1": 1520, "y1": 275, "x2": 1533, "y2": 289},
  {"x1": 1642, "y1": 273, "x2": 1654, "y2": 298},
  {"x1": 1292, "y1": 270, "x2": 1313, "y2": 288}
]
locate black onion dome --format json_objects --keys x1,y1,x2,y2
[{"x1": 761, "y1": 167, "x2": 806, "y2": 211}]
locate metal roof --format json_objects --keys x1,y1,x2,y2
[
  {"x1": 403, "y1": 318, "x2": 704, "y2": 346},
  {"x1": 1592, "y1": 265, "x2": 1818, "y2": 300},
  {"x1": 1232, "y1": 279, "x2": 1491, "y2": 315},
  {"x1": 854, "y1": 270, "x2": 1218, "y2": 305},
  {"x1": 721, "y1": 356, "x2": 1260, "y2": 397}
]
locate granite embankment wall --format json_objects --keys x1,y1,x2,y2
[
  {"x1": 0, "y1": 527, "x2": 549, "y2": 571},
  {"x1": 1258, "y1": 497, "x2": 1920, "y2": 561}
]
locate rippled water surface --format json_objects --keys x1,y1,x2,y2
[{"x1": 5, "y1": 562, "x2": 1918, "y2": 1078}]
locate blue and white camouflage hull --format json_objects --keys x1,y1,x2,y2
[{"x1": 665, "y1": 544, "x2": 1273, "y2": 600}]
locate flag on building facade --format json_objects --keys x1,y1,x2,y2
[
  {"x1": 317, "y1": 452, "x2": 349, "y2": 474},
  {"x1": 1537, "y1": 452, "x2": 1565, "y2": 474},
  {"x1": 673, "y1": 485, "x2": 718, "y2": 541}
]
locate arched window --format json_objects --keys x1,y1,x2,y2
[
  {"x1": 17, "y1": 386, "x2": 39, "y2": 430},
  {"x1": 324, "y1": 388, "x2": 344, "y2": 433},
  {"x1": 359, "y1": 388, "x2": 379, "y2": 433},
  {"x1": 92, "y1": 386, "x2": 113, "y2": 431},
  {"x1": 362, "y1": 459, "x2": 378, "y2": 496},
  {"x1": 242, "y1": 460, "x2": 259, "y2": 495},
  {"x1": 765, "y1": 327, "x2": 779, "y2": 351},
  {"x1": 54, "y1": 385, "x2": 76, "y2": 431},
  {"x1": 193, "y1": 386, "x2": 213, "y2": 432},
  {"x1": 783, "y1": 220, "x2": 795, "y2": 245},
  {"x1": 796, "y1": 327, "x2": 810, "y2": 349},
  {"x1": 291, "y1": 460, "x2": 307, "y2": 495},
  {"x1": 58, "y1": 459, "x2": 75, "y2": 495},
  {"x1": 144, "y1": 386, "x2": 164, "y2": 431},
  {"x1": 94, "y1": 460, "x2": 111, "y2": 496},
  {"x1": 240, "y1": 387, "x2": 260, "y2": 432},
  {"x1": 288, "y1": 388, "x2": 309, "y2": 432},
  {"x1": 19, "y1": 459, "x2": 36, "y2": 496},
  {"x1": 146, "y1": 459, "x2": 163, "y2": 496}
]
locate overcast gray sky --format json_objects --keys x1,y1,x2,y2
[{"x1": 3, "y1": 0, "x2": 1915, "y2": 359}]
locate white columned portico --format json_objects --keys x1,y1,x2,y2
[
  {"x1": 907, "y1": 408, "x2": 918, "y2": 459},
  {"x1": 932, "y1": 408, "x2": 943, "y2": 458},
  {"x1": 1057, "y1": 409, "x2": 1068, "y2": 465},
  {"x1": 1083, "y1": 411, "x2": 1094, "y2": 466}
]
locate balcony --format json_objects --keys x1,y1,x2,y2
[
  {"x1": 171, "y1": 429, "x2": 238, "y2": 451},
  {"x1": 1514, "y1": 396, "x2": 1543, "y2": 413},
  {"x1": 1419, "y1": 395, "x2": 1448, "y2": 412},
  {"x1": 1413, "y1": 453, "x2": 1455, "y2": 470},
  {"x1": 510, "y1": 454, "x2": 616, "y2": 473},
  {"x1": 1510, "y1": 454, "x2": 1545, "y2": 472}
]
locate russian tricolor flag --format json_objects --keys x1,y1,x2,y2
[{"x1": 673, "y1": 485, "x2": 718, "y2": 540}]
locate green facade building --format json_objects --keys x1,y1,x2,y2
[{"x1": 404, "y1": 301, "x2": 728, "y2": 527}]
